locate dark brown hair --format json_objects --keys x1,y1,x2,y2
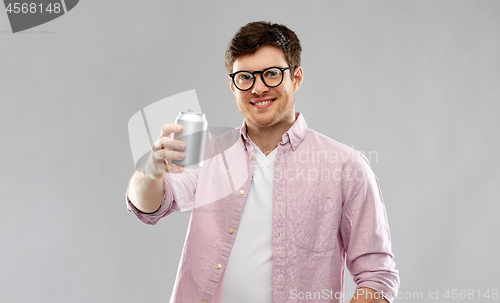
[{"x1": 225, "y1": 21, "x2": 302, "y2": 78}]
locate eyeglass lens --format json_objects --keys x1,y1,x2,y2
[{"x1": 233, "y1": 68, "x2": 284, "y2": 90}]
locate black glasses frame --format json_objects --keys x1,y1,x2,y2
[{"x1": 229, "y1": 66, "x2": 293, "y2": 91}]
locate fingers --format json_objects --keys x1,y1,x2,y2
[
  {"x1": 154, "y1": 123, "x2": 185, "y2": 153},
  {"x1": 159, "y1": 124, "x2": 183, "y2": 139},
  {"x1": 151, "y1": 137, "x2": 185, "y2": 165},
  {"x1": 152, "y1": 148, "x2": 185, "y2": 162},
  {"x1": 142, "y1": 157, "x2": 184, "y2": 176},
  {"x1": 152, "y1": 137, "x2": 186, "y2": 152},
  {"x1": 151, "y1": 158, "x2": 185, "y2": 174},
  {"x1": 143, "y1": 124, "x2": 186, "y2": 176}
]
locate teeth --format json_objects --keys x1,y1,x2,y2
[{"x1": 254, "y1": 100, "x2": 273, "y2": 106}]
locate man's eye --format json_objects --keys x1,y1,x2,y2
[
  {"x1": 238, "y1": 74, "x2": 253, "y2": 81},
  {"x1": 264, "y1": 70, "x2": 280, "y2": 78}
]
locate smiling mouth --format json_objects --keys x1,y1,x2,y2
[{"x1": 251, "y1": 99, "x2": 276, "y2": 106}]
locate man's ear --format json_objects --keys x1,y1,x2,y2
[
  {"x1": 293, "y1": 66, "x2": 304, "y2": 93},
  {"x1": 229, "y1": 77, "x2": 236, "y2": 94}
]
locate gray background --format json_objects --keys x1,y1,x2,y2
[{"x1": 1, "y1": 0, "x2": 499, "y2": 302}]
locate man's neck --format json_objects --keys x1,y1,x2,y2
[{"x1": 247, "y1": 115, "x2": 296, "y2": 156}]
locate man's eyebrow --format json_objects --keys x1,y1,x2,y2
[{"x1": 235, "y1": 66, "x2": 284, "y2": 72}]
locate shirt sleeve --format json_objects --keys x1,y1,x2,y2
[
  {"x1": 340, "y1": 151, "x2": 400, "y2": 302},
  {"x1": 126, "y1": 168, "x2": 200, "y2": 225}
]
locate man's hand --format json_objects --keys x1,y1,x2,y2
[
  {"x1": 127, "y1": 124, "x2": 186, "y2": 213},
  {"x1": 141, "y1": 124, "x2": 187, "y2": 178},
  {"x1": 350, "y1": 287, "x2": 390, "y2": 303}
]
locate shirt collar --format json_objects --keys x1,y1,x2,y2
[{"x1": 238, "y1": 112, "x2": 308, "y2": 151}]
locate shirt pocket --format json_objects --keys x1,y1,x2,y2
[{"x1": 291, "y1": 196, "x2": 340, "y2": 253}]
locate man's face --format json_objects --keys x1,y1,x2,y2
[{"x1": 230, "y1": 45, "x2": 303, "y2": 130}]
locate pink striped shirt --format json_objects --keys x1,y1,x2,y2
[{"x1": 127, "y1": 112, "x2": 400, "y2": 303}]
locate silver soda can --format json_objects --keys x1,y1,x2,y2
[{"x1": 171, "y1": 111, "x2": 208, "y2": 169}]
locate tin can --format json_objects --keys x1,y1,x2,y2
[{"x1": 171, "y1": 111, "x2": 208, "y2": 169}]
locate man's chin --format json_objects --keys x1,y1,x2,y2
[{"x1": 248, "y1": 117, "x2": 276, "y2": 129}]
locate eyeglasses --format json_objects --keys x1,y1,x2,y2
[{"x1": 229, "y1": 66, "x2": 293, "y2": 91}]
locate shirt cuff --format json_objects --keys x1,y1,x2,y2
[
  {"x1": 350, "y1": 253, "x2": 400, "y2": 303},
  {"x1": 355, "y1": 283, "x2": 397, "y2": 303},
  {"x1": 125, "y1": 176, "x2": 175, "y2": 225}
]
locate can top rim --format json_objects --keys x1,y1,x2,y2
[{"x1": 180, "y1": 111, "x2": 204, "y2": 115}]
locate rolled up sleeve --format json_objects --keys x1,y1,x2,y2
[{"x1": 341, "y1": 151, "x2": 400, "y2": 302}]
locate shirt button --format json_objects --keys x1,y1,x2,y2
[
  {"x1": 216, "y1": 264, "x2": 222, "y2": 269},
  {"x1": 202, "y1": 301, "x2": 207, "y2": 303},
  {"x1": 229, "y1": 228, "x2": 234, "y2": 234},
  {"x1": 249, "y1": 155, "x2": 253, "y2": 160},
  {"x1": 239, "y1": 190, "x2": 245, "y2": 195},
  {"x1": 293, "y1": 142, "x2": 297, "y2": 147}
]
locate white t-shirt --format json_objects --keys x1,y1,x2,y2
[{"x1": 211, "y1": 140, "x2": 276, "y2": 303}]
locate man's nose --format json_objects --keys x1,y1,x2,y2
[{"x1": 252, "y1": 75, "x2": 269, "y2": 95}]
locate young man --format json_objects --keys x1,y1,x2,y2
[{"x1": 127, "y1": 21, "x2": 399, "y2": 303}]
